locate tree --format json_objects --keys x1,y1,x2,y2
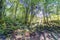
[
  {"x1": 0, "y1": 0, "x2": 4, "y2": 24},
  {"x1": 0, "y1": 0, "x2": 6, "y2": 35},
  {"x1": 29, "y1": 0, "x2": 40, "y2": 24}
]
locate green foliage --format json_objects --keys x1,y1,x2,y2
[{"x1": 0, "y1": 0, "x2": 60, "y2": 37}]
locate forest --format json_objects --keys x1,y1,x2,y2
[{"x1": 0, "y1": 0, "x2": 60, "y2": 40}]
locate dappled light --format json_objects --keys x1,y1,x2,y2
[{"x1": 0, "y1": 0, "x2": 60, "y2": 40}]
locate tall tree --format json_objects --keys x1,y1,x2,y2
[
  {"x1": 56, "y1": 1, "x2": 59, "y2": 21},
  {"x1": 0, "y1": 0, "x2": 4, "y2": 24},
  {"x1": 30, "y1": 0, "x2": 39, "y2": 24},
  {"x1": 43, "y1": 0, "x2": 49, "y2": 23}
]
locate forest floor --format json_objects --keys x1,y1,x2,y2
[{"x1": 0, "y1": 30, "x2": 60, "y2": 40}]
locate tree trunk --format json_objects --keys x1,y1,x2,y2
[
  {"x1": 41, "y1": 7, "x2": 46, "y2": 23},
  {"x1": 0, "y1": 0, "x2": 4, "y2": 24},
  {"x1": 30, "y1": 3, "x2": 34, "y2": 24},
  {"x1": 14, "y1": 1, "x2": 18, "y2": 20},
  {"x1": 44, "y1": 0, "x2": 48, "y2": 23},
  {"x1": 25, "y1": 7, "x2": 29, "y2": 24}
]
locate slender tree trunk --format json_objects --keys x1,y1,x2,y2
[
  {"x1": 14, "y1": 1, "x2": 18, "y2": 21},
  {"x1": 0, "y1": 0, "x2": 3, "y2": 19},
  {"x1": 44, "y1": 0, "x2": 48, "y2": 23},
  {"x1": 41, "y1": 7, "x2": 46, "y2": 23},
  {"x1": 0, "y1": 0, "x2": 4, "y2": 24},
  {"x1": 25, "y1": 7, "x2": 29, "y2": 24},
  {"x1": 57, "y1": 3, "x2": 59, "y2": 21},
  {"x1": 30, "y1": 3, "x2": 34, "y2": 24},
  {"x1": 56, "y1": 2, "x2": 60, "y2": 24},
  {"x1": 2, "y1": 4, "x2": 6, "y2": 20}
]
